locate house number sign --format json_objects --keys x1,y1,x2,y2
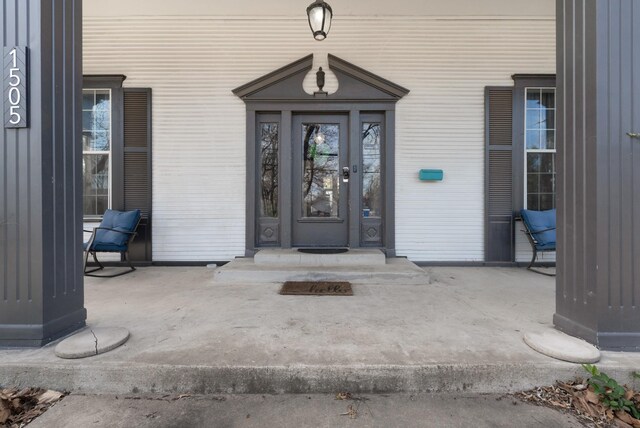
[{"x1": 4, "y1": 47, "x2": 28, "y2": 128}]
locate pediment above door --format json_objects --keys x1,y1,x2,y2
[{"x1": 232, "y1": 54, "x2": 409, "y2": 102}]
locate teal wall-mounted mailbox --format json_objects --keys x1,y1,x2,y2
[{"x1": 419, "y1": 169, "x2": 444, "y2": 181}]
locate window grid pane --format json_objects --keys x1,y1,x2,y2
[
  {"x1": 82, "y1": 89, "x2": 112, "y2": 217},
  {"x1": 525, "y1": 88, "x2": 556, "y2": 211}
]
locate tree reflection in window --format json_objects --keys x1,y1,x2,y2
[
  {"x1": 82, "y1": 89, "x2": 111, "y2": 217},
  {"x1": 260, "y1": 123, "x2": 279, "y2": 218},
  {"x1": 302, "y1": 124, "x2": 339, "y2": 218},
  {"x1": 362, "y1": 123, "x2": 382, "y2": 217}
]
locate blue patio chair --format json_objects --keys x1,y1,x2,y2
[
  {"x1": 520, "y1": 208, "x2": 556, "y2": 276},
  {"x1": 84, "y1": 209, "x2": 142, "y2": 277}
]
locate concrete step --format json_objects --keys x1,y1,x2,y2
[
  {"x1": 1, "y1": 359, "x2": 632, "y2": 396},
  {"x1": 254, "y1": 248, "x2": 387, "y2": 267},
  {"x1": 213, "y1": 257, "x2": 429, "y2": 285}
]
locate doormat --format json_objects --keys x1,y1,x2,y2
[
  {"x1": 280, "y1": 281, "x2": 353, "y2": 296},
  {"x1": 297, "y1": 248, "x2": 349, "y2": 255}
]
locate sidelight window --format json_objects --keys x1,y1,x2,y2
[
  {"x1": 362, "y1": 123, "x2": 382, "y2": 218},
  {"x1": 260, "y1": 123, "x2": 279, "y2": 218}
]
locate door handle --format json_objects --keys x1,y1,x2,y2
[
  {"x1": 628, "y1": 132, "x2": 640, "y2": 139},
  {"x1": 342, "y1": 167, "x2": 350, "y2": 182}
]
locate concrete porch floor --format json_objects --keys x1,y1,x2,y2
[{"x1": 0, "y1": 266, "x2": 638, "y2": 395}]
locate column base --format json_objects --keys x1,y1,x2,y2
[
  {"x1": 554, "y1": 313, "x2": 640, "y2": 352},
  {"x1": 0, "y1": 308, "x2": 87, "y2": 348}
]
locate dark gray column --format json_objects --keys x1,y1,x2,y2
[
  {"x1": 0, "y1": 0, "x2": 85, "y2": 347},
  {"x1": 555, "y1": 0, "x2": 640, "y2": 351}
]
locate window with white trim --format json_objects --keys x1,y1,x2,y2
[
  {"x1": 524, "y1": 88, "x2": 556, "y2": 211},
  {"x1": 82, "y1": 89, "x2": 112, "y2": 218}
]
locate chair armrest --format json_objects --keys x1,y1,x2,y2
[
  {"x1": 529, "y1": 226, "x2": 556, "y2": 234},
  {"x1": 94, "y1": 227, "x2": 137, "y2": 236}
]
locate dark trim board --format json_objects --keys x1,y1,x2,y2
[
  {"x1": 86, "y1": 261, "x2": 230, "y2": 267},
  {"x1": 83, "y1": 74, "x2": 127, "y2": 89},
  {"x1": 0, "y1": 308, "x2": 86, "y2": 348},
  {"x1": 554, "y1": 313, "x2": 640, "y2": 352},
  {"x1": 151, "y1": 261, "x2": 230, "y2": 267},
  {"x1": 235, "y1": 54, "x2": 408, "y2": 256},
  {"x1": 82, "y1": 75, "x2": 127, "y2": 220},
  {"x1": 414, "y1": 261, "x2": 555, "y2": 268},
  {"x1": 511, "y1": 74, "x2": 556, "y2": 213}
]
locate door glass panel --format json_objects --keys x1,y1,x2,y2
[
  {"x1": 260, "y1": 123, "x2": 279, "y2": 217},
  {"x1": 362, "y1": 123, "x2": 382, "y2": 217},
  {"x1": 302, "y1": 123, "x2": 340, "y2": 218}
]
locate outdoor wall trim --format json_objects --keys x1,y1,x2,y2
[
  {"x1": 234, "y1": 54, "x2": 408, "y2": 256},
  {"x1": 83, "y1": 74, "x2": 127, "y2": 88},
  {"x1": 327, "y1": 54, "x2": 410, "y2": 98},
  {"x1": 511, "y1": 74, "x2": 556, "y2": 213},
  {"x1": 83, "y1": 75, "x2": 127, "y2": 216},
  {"x1": 232, "y1": 55, "x2": 313, "y2": 98}
]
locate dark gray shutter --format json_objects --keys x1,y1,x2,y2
[
  {"x1": 485, "y1": 87, "x2": 514, "y2": 262},
  {"x1": 123, "y1": 88, "x2": 152, "y2": 262}
]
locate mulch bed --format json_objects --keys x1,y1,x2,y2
[
  {"x1": 1, "y1": 388, "x2": 65, "y2": 428},
  {"x1": 516, "y1": 380, "x2": 640, "y2": 428}
]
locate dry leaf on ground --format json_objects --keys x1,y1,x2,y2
[
  {"x1": 517, "y1": 379, "x2": 640, "y2": 428},
  {"x1": 340, "y1": 404, "x2": 358, "y2": 419},
  {"x1": 0, "y1": 387, "x2": 66, "y2": 428},
  {"x1": 335, "y1": 392, "x2": 352, "y2": 401}
]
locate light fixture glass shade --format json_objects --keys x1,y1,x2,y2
[{"x1": 307, "y1": 1, "x2": 333, "y2": 41}]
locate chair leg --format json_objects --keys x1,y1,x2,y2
[
  {"x1": 527, "y1": 249, "x2": 556, "y2": 277},
  {"x1": 84, "y1": 251, "x2": 106, "y2": 275},
  {"x1": 92, "y1": 252, "x2": 104, "y2": 269},
  {"x1": 124, "y1": 251, "x2": 136, "y2": 273},
  {"x1": 85, "y1": 251, "x2": 136, "y2": 278},
  {"x1": 528, "y1": 248, "x2": 537, "y2": 270}
]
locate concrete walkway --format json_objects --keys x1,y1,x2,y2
[
  {"x1": 29, "y1": 393, "x2": 585, "y2": 428},
  {"x1": 0, "y1": 266, "x2": 638, "y2": 395}
]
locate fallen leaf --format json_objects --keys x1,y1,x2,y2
[
  {"x1": 585, "y1": 389, "x2": 601, "y2": 405},
  {"x1": 0, "y1": 399, "x2": 11, "y2": 424},
  {"x1": 340, "y1": 404, "x2": 358, "y2": 419},
  {"x1": 38, "y1": 390, "x2": 64, "y2": 405},
  {"x1": 615, "y1": 418, "x2": 633, "y2": 428},
  {"x1": 336, "y1": 392, "x2": 352, "y2": 401}
]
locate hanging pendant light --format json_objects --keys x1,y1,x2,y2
[{"x1": 307, "y1": 0, "x2": 333, "y2": 41}]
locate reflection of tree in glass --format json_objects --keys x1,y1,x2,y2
[
  {"x1": 260, "y1": 124, "x2": 278, "y2": 217},
  {"x1": 93, "y1": 99, "x2": 111, "y2": 151},
  {"x1": 82, "y1": 154, "x2": 110, "y2": 216},
  {"x1": 303, "y1": 124, "x2": 339, "y2": 217},
  {"x1": 362, "y1": 124, "x2": 381, "y2": 216}
]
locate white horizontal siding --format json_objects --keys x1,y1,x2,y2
[
  {"x1": 84, "y1": 0, "x2": 555, "y2": 18},
  {"x1": 83, "y1": 16, "x2": 555, "y2": 262}
]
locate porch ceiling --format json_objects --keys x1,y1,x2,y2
[{"x1": 84, "y1": 0, "x2": 554, "y2": 18}]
